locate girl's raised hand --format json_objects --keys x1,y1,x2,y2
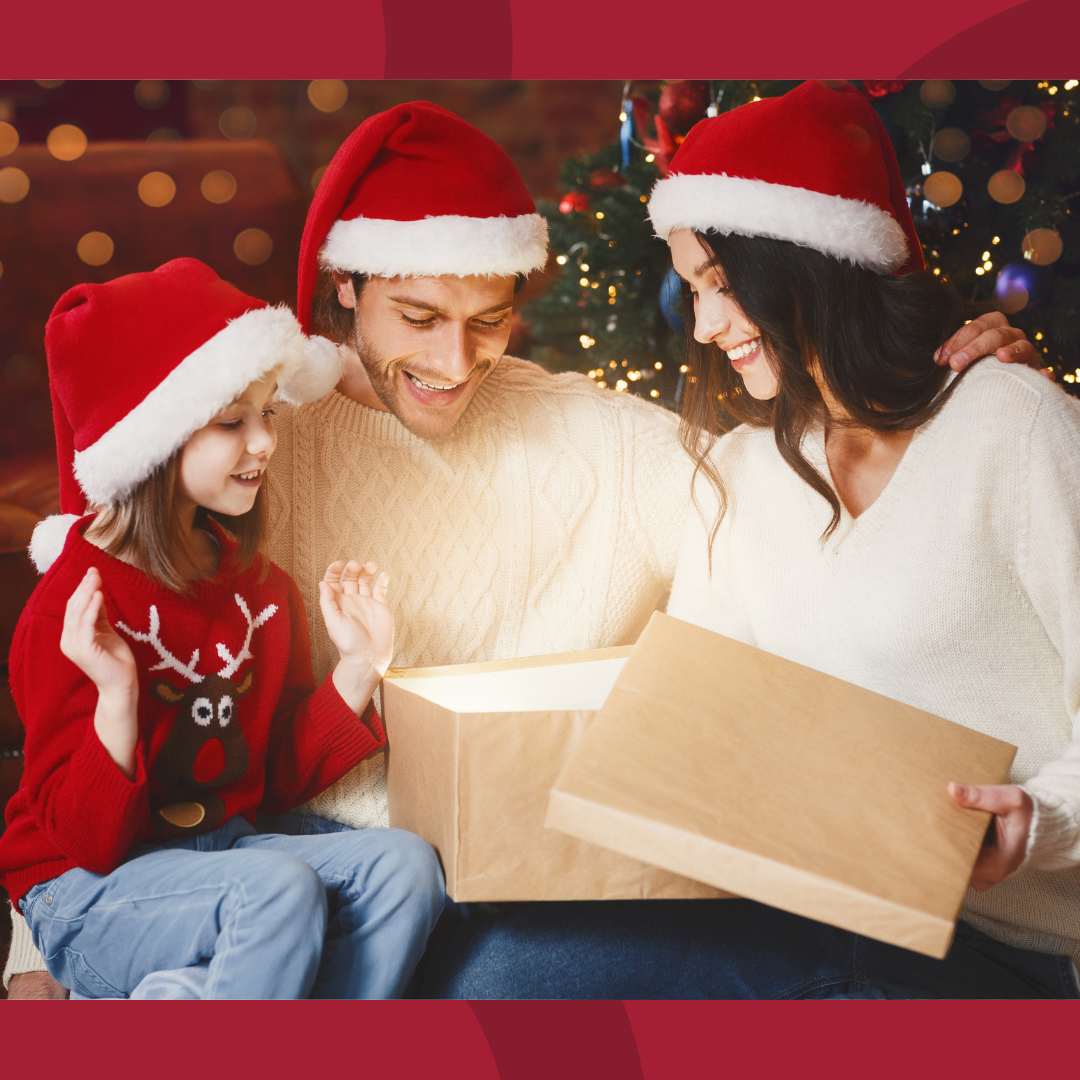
[
  {"x1": 59, "y1": 568, "x2": 138, "y2": 695},
  {"x1": 320, "y1": 560, "x2": 394, "y2": 715}
]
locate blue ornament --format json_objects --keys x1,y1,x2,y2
[
  {"x1": 659, "y1": 265, "x2": 686, "y2": 333},
  {"x1": 995, "y1": 260, "x2": 1051, "y2": 310},
  {"x1": 620, "y1": 112, "x2": 634, "y2": 169}
]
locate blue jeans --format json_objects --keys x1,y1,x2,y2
[
  {"x1": 417, "y1": 899, "x2": 1080, "y2": 999},
  {"x1": 20, "y1": 814, "x2": 444, "y2": 999}
]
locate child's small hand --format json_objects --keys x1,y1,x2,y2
[
  {"x1": 320, "y1": 560, "x2": 394, "y2": 714},
  {"x1": 60, "y1": 568, "x2": 138, "y2": 696},
  {"x1": 60, "y1": 568, "x2": 140, "y2": 778}
]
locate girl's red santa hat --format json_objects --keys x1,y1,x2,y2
[
  {"x1": 31, "y1": 258, "x2": 340, "y2": 571},
  {"x1": 297, "y1": 101, "x2": 548, "y2": 332},
  {"x1": 648, "y1": 80, "x2": 924, "y2": 275}
]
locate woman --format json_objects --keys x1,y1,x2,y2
[{"x1": 655, "y1": 80, "x2": 1080, "y2": 998}]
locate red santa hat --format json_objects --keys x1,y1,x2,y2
[
  {"x1": 297, "y1": 101, "x2": 548, "y2": 332},
  {"x1": 31, "y1": 258, "x2": 340, "y2": 571},
  {"x1": 648, "y1": 80, "x2": 923, "y2": 275}
]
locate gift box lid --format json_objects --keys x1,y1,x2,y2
[{"x1": 547, "y1": 611, "x2": 1016, "y2": 957}]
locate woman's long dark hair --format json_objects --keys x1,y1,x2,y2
[{"x1": 678, "y1": 230, "x2": 981, "y2": 549}]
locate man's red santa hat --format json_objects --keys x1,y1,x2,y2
[
  {"x1": 32, "y1": 258, "x2": 340, "y2": 571},
  {"x1": 648, "y1": 80, "x2": 923, "y2": 275},
  {"x1": 297, "y1": 101, "x2": 548, "y2": 332}
]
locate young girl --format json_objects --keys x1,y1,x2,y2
[
  {"x1": 0, "y1": 258, "x2": 444, "y2": 999},
  {"x1": 652, "y1": 81, "x2": 1080, "y2": 997}
]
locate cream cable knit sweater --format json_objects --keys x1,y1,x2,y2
[
  {"x1": 5, "y1": 356, "x2": 689, "y2": 985},
  {"x1": 265, "y1": 356, "x2": 689, "y2": 829},
  {"x1": 668, "y1": 360, "x2": 1080, "y2": 966}
]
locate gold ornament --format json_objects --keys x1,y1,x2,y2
[
  {"x1": 1022, "y1": 228, "x2": 1063, "y2": 265},
  {"x1": 978, "y1": 80, "x2": 1011, "y2": 91},
  {"x1": 922, "y1": 171, "x2": 963, "y2": 208},
  {"x1": 1005, "y1": 106, "x2": 1047, "y2": 142},
  {"x1": 987, "y1": 169, "x2": 1026, "y2": 204},
  {"x1": 920, "y1": 80, "x2": 956, "y2": 108},
  {"x1": 932, "y1": 128, "x2": 970, "y2": 163}
]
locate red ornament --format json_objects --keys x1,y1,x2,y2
[
  {"x1": 588, "y1": 167, "x2": 624, "y2": 189},
  {"x1": 658, "y1": 81, "x2": 710, "y2": 136},
  {"x1": 862, "y1": 80, "x2": 908, "y2": 99},
  {"x1": 559, "y1": 190, "x2": 590, "y2": 214}
]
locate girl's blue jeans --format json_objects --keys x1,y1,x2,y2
[{"x1": 18, "y1": 814, "x2": 445, "y2": 999}]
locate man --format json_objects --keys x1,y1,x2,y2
[{"x1": 6, "y1": 100, "x2": 1037, "y2": 998}]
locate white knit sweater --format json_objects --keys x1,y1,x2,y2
[
  {"x1": 266, "y1": 356, "x2": 689, "y2": 829},
  {"x1": 668, "y1": 360, "x2": 1080, "y2": 965}
]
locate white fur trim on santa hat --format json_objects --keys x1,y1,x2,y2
[
  {"x1": 74, "y1": 305, "x2": 306, "y2": 507},
  {"x1": 29, "y1": 514, "x2": 82, "y2": 573},
  {"x1": 278, "y1": 336, "x2": 343, "y2": 405},
  {"x1": 649, "y1": 172, "x2": 909, "y2": 274},
  {"x1": 320, "y1": 213, "x2": 549, "y2": 279}
]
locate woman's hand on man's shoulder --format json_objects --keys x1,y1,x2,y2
[{"x1": 936, "y1": 312, "x2": 1050, "y2": 378}]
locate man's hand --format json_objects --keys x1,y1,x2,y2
[
  {"x1": 7, "y1": 970, "x2": 69, "y2": 999},
  {"x1": 949, "y1": 782, "x2": 1034, "y2": 891},
  {"x1": 935, "y1": 312, "x2": 1049, "y2": 377}
]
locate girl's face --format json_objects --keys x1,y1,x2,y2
[
  {"x1": 178, "y1": 372, "x2": 278, "y2": 517},
  {"x1": 669, "y1": 228, "x2": 779, "y2": 401}
]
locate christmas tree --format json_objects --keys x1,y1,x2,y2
[{"x1": 525, "y1": 79, "x2": 1080, "y2": 402}]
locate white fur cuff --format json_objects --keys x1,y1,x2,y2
[
  {"x1": 320, "y1": 213, "x2": 549, "y2": 279},
  {"x1": 649, "y1": 172, "x2": 909, "y2": 274}
]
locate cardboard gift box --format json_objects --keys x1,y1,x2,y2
[
  {"x1": 381, "y1": 647, "x2": 726, "y2": 902},
  {"x1": 547, "y1": 612, "x2": 1017, "y2": 958}
]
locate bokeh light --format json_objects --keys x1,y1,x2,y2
[
  {"x1": 148, "y1": 127, "x2": 183, "y2": 143},
  {"x1": 0, "y1": 167, "x2": 30, "y2": 204},
  {"x1": 931, "y1": 128, "x2": 970, "y2": 163},
  {"x1": 1005, "y1": 106, "x2": 1047, "y2": 142},
  {"x1": 1022, "y1": 228, "x2": 1064, "y2": 266},
  {"x1": 919, "y1": 80, "x2": 956, "y2": 108},
  {"x1": 201, "y1": 170, "x2": 237, "y2": 203},
  {"x1": 138, "y1": 171, "x2": 176, "y2": 207},
  {"x1": 234, "y1": 228, "x2": 273, "y2": 265},
  {"x1": 0, "y1": 258, "x2": 4, "y2": 281},
  {"x1": 219, "y1": 106, "x2": 257, "y2": 140},
  {"x1": 922, "y1": 171, "x2": 963, "y2": 208},
  {"x1": 46, "y1": 124, "x2": 88, "y2": 161},
  {"x1": 307, "y1": 80, "x2": 348, "y2": 113},
  {"x1": 34, "y1": 80, "x2": 64, "y2": 89},
  {"x1": 0, "y1": 122, "x2": 19, "y2": 157},
  {"x1": 978, "y1": 80, "x2": 1011, "y2": 91},
  {"x1": 987, "y1": 170, "x2": 1025, "y2": 204},
  {"x1": 135, "y1": 80, "x2": 170, "y2": 109},
  {"x1": 311, "y1": 165, "x2": 327, "y2": 192},
  {"x1": 77, "y1": 232, "x2": 114, "y2": 266}
]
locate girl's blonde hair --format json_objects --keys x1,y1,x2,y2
[{"x1": 90, "y1": 448, "x2": 267, "y2": 593}]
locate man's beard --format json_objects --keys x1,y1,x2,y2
[{"x1": 352, "y1": 328, "x2": 495, "y2": 441}]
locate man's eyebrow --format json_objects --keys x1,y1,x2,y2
[{"x1": 387, "y1": 295, "x2": 513, "y2": 317}]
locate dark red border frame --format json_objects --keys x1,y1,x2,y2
[{"x1": 3, "y1": 1, "x2": 1078, "y2": 1073}]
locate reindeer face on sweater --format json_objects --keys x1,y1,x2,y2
[{"x1": 118, "y1": 593, "x2": 277, "y2": 836}]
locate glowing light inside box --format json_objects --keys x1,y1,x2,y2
[{"x1": 392, "y1": 656, "x2": 628, "y2": 713}]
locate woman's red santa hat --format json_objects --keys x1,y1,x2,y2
[
  {"x1": 297, "y1": 101, "x2": 548, "y2": 332},
  {"x1": 31, "y1": 258, "x2": 341, "y2": 571},
  {"x1": 648, "y1": 80, "x2": 924, "y2": 275}
]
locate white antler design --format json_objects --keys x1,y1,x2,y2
[
  {"x1": 216, "y1": 594, "x2": 278, "y2": 679},
  {"x1": 116, "y1": 605, "x2": 202, "y2": 683}
]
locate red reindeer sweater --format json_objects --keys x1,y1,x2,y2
[{"x1": 0, "y1": 516, "x2": 384, "y2": 908}]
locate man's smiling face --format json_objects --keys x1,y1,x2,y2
[{"x1": 333, "y1": 271, "x2": 515, "y2": 440}]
